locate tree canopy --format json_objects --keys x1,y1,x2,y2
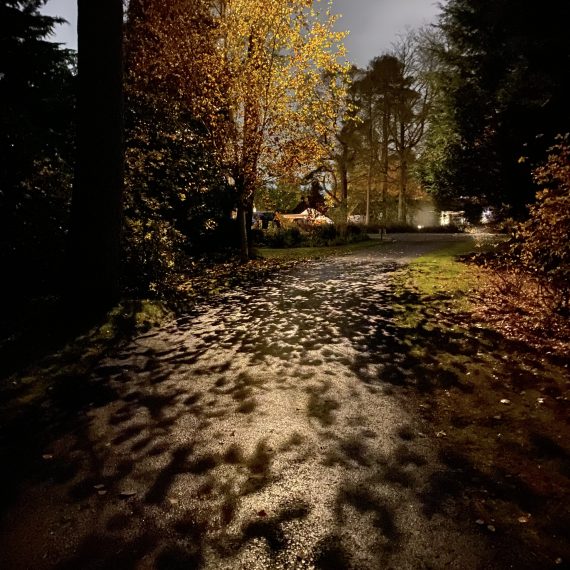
[
  {"x1": 0, "y1": 0, "x2": 75, "y2": 297},
  {"x1": 420, "y1": 0, "x2": 570, "y2": 217}
]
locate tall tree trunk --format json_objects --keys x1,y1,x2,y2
[
  {"x1": 237, "y1": 31, "x2": 262, "y2": 262},
  {"x1": 337, "y1": 142, "x2": 349, "y2": 223},
  {"x1": 366, "y1": 163, "x2": 372, "y2": 226},
  {"x1": 365, "y1": 98, "x2": 374, "y2": 226},
  {"x1": 237, "y1": 190, "x2": 254, "y2": 263},
  {"x1": 69, "y1": 0, "x2": 124, "y2": 309},
  {"x1": 237, "y1": 202, "x2": 248, "y2": 263},
  {"x1": 246, "y1": 198, "x2": 254, "y2": 259},
  {"x1": 340, "y1": 165, "x2": 348, "y2": 216},
  {"x1": 398, "y1": 153, "x2": 408, "y2": 223},
  {"x1": 380, "y1": 104, "x2": 390, "y2": 234},
  {"x1": 397, "y1": 119, "x2": 408, "y2": 223}
]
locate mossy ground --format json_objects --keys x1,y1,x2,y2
[{"x1": 393, "y1": 241, "x2": 569, "y2": 568}]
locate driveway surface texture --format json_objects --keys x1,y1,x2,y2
[{"x1": 1, "y1": 235, "x2": 516, "y2": 569}]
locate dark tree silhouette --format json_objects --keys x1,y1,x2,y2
[
  {"x1": 0, "y1": 0, "x2": 75, "y2": 298},
  {"x1": 69, "y1": 0, "x2": 124, "y2": 309},
  {"x1": 424, "y1": 0, "x2": 570, "y2": 216}
]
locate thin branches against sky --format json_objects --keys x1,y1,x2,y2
[{"x1": 332, "y1": 0, "x2": 441, "y2": 67}]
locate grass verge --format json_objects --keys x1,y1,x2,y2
[
  {"x1": 392, "y1": 240, "x2": 570, "y2": 569},
  {"x1": 394, "y1": 240, "x2": 479, "y2": 320}
]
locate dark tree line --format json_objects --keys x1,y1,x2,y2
[
  {"x1": 320, "y1": 37, "x2": 432, "y2": 228},
  {"x1": 420, "y1": 0, "x2": 570, "y2": 218},
  {"x1": 0, "y1": 0, "x2": 75, "y2": 299}
]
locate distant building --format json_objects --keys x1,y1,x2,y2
[
  {"x1": 440, "y1": 210, "x2": 466, "y2": 227},
  {"x1": 278, "y1": 208, "x2": 333, "y2": 226}
]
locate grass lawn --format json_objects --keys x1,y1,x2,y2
[
  {"x1": 392, "y1": 240, "x2": 570, "y2": 568},
  {"x1": 394, "y1": 239, "x2": 480, "y2": 321},
  {"x1": 255, "y1": 238, "x2": 386, "y2": 260}
]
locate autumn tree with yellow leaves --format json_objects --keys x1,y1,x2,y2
[
  {"x1": 126, "y1": 0, "x2": 350, "y2": 261},
  {"x1": 214, "y1": 0, "x2": 349, "y2": 259}
]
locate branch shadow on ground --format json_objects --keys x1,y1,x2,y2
[{"x1": 0, "y1": 256, "x2": 567, "y2": 569}]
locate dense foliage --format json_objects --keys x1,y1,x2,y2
[
  {"x1": 0, "y1": 0, "x2": 75, "y2": 297},
  {"x1": 421, "y1": 0, "x2": 570, "y2": 217},
  {"x1": 123, "y1": 94, "x2": 236, "y2": 293},
  {"x1": 254, "y1": 223, "x2": 367, "y2": 248},
  {"x1": 512, "y1": 136, "x2": 570, "y2": 310},
  {"x1": 122, "y1": 1, "x2": 237, "y2": 293}
]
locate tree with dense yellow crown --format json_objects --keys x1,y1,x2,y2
[
  {"x1": 214, "y1": 0, "x2": 350, "y2": 260},
  {"x1": 125, "y1": 0, "x2": 349, "y2": 261}
]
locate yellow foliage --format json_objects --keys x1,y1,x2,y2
[{"x1": 127, "y1": 0, "x2": 350, "y2": 202}]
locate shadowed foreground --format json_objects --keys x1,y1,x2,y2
[{"x1": 0, "y1": 236, "x2": 538, "y2": 569}]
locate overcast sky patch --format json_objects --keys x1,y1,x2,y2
[{"x1": 40, "y1": 0, "x2": 441, "y2": 67}]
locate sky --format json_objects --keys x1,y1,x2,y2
[
  {"x1": 332, "y1": 0, "x2": 441, "y2": 67},
  {"x1": 41, "y1": 0, "x2": 77, "y2": 49},
  {"x1": 41, "y1": 0, "x2": 441, "y2": 67}
]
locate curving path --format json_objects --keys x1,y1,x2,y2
[{"x1": 1, "y1": 235, "x2": 509, "y2": 570}]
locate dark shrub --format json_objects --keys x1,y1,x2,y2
[
  {"x1": 283, "y1": 226, "x2": 303, "y2": 247},
  {"x1": 385, "y1": 223, "x2": 418, "y2": 233},
  {"x1": 419, "y1": 224, "x2": 464, "y2": 233},
  {"x1": 250, "y1": 228, "x2": 265, "y2": 246},
  {"x1": 511, "y1": 135, "x2": 570, "y2": 311},
  {"x1": 308, "y1": 224, "x2": 338, "y2": 245},
  {"x1": 253, "y1": 222, "x2": 367, "y2": 249}
]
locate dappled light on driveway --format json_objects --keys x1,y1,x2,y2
[{"x1": 1, "y1": 237, "x2": 516, "y2": 570}]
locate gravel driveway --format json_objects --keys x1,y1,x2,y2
[{"x1": 0, "y1": 235, "x2": 511, "y2": 570}]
